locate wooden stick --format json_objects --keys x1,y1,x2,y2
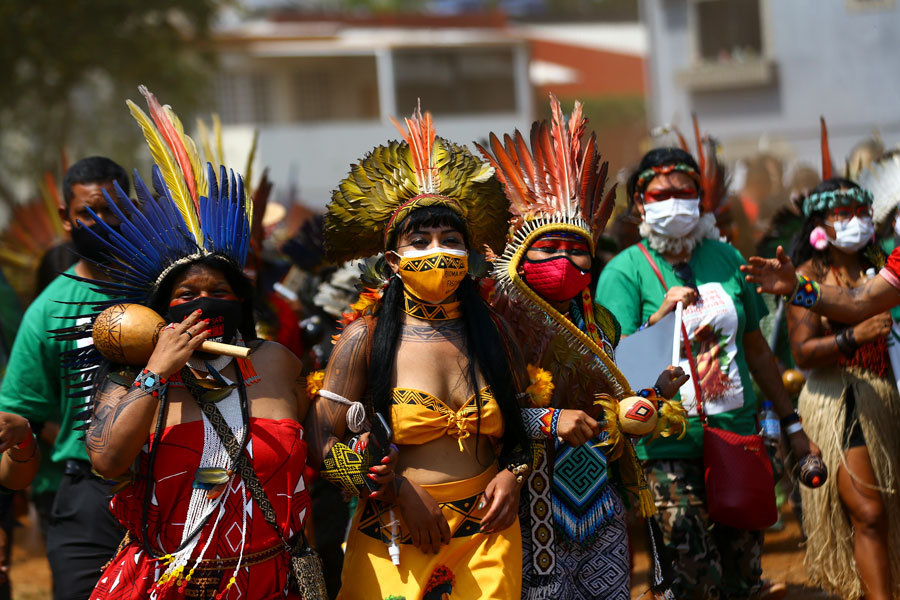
[{"x1": 200, "y1": 341, "x2": 251, "y2": 358}]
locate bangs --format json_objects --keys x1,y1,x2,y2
[{"x1": 389, "y1": 205, "x2": 469, "y2": 249}]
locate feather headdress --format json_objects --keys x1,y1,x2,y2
[
  {"x1": 476, "y1": 95, "x2": 622, "y2": 389},
  {"x1": 325, "y1": 106, "x2": 509, "y2": 262},
  {"x1": 52, "y1": 86, "x2": 252, "y2": 418},
  {"x1": 859, "y1": 151, "x2": 900, "y2": 226},
  {"x1": 480, "y1": 97, "x2": 685, "y2": 522}
]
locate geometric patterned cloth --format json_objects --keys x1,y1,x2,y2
[
  {"x1": 90, "y1": 418, "x2": 311, "y2": 600},
  {"x1": 522, "y1": 483, "x2": 628, "y2": 600},
  {"x1": 550, "y1": 437, "x2": 618, "y2": 545}
]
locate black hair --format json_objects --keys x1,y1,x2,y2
[
  {"x1": 370, "y1": 205, "x2": 528, "y2": 462},
  {"x1": 151, "y1": 254, "x2": 258, "y2": 342},
  {"x1": 791, "y1": 178, "x2": 874, "y2": 269},
  {"x1": 63, "y1": 156, "x2": 130, "y2": 207},
  {"x1": 627, "y1": 147, "x2": 701, "y2": 208},
  {"x1": 386, "y1": 204, "x2": 470, "y2": 250}
]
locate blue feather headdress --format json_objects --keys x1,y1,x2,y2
[{"x1": 51, "y1": 86, "x2": 252, "y2": 434}]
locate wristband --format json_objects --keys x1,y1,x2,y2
[
  {"x1": 784, "y1": 421, "x2": 804, "y2": 435},
  {"x1": 639, "y1": 386, "x2": 664, "y2": 405},
  {"x1": 134, "y1": 369, "x2": 168, "y2": 399},
  {"x1": 779, "y1": 411, "x2": 801, "y2": 428},
  {"x1": 505, "y1": 462, "x2": 531, "y2": 485},
  {"x1": 786, "y1": 274, "x2": 820, "y2": 309},
  {"x1": 835, "y1": 328, "x2": 858, "y2": 357},
  {"x1": 522, "y1": 408, "x2": 556, "y2": 440},
  {"x1": 14, "y1": 419, "x2": 33, "y2": 450},
  {"x1": 549, "y1": 408, "x2": 561, "y2": 440}
]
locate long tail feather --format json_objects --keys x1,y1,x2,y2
[
  {"x1": 127, "y1": 99, "x2": 202, "y2": 242},
  {"x1": 821, "y1": 116, "x2": 834, "y2": 180},
  {"x1": 138, "y1": 86, "x2": 198, "y2": 205}
]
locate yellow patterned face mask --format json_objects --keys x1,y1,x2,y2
[{"x1": 396, "y1": 247, "x2": 468, "y2": 303}]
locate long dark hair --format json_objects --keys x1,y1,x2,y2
[
  {"x1": 791, "y1": 178, "x2": 876, "y2": 271},
  {"x1": 370, "y1": 205, "x2": 529, "y2": 462}
]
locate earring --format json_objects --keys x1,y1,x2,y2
[{"x1": 809, "y1": 226, "x2": 828, "y2": 250}]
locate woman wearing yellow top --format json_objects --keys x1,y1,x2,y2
[{"x1": 305, "y1": 109, "x2": 597, "y2": 600}]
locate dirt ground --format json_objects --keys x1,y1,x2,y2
[
  {"x1": 7, "y1": 502, "x2": 834, "y2": 600},
  {"x1": 629, "y1": 503, "x2": 836, "y2": 599}
]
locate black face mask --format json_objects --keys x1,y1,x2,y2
[
  {"x1": 70, "y1": 222, "x2": 119, "y2": 265},
  {"x1": 166, "y1": 297, "x2": 243, "y2": 344}
]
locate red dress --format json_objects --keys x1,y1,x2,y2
[{"x1": 91, "y1": 418, "x2": 311, "y2": 600}]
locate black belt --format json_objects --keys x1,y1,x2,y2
[{"x1": 63, "y1": 459, "x2": 95, "y2": 477}]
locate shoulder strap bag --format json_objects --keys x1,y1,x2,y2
[{"x1": 637, "y1": 243, "x2": 777, "y2": 530}]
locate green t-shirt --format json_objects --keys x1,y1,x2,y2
[
  {"x1": 0, "y1": 266, "x2": 108, "y2": 493},
  {"x1": 596, "y1": 239, "x2": 768, "y2": 460}
]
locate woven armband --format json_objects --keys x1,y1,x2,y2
[
  {"x1": 787, "y1": 274, "x2": 820, "y2": 309},
  {"x1": 320, "y1": 443, "x2": 371, "y2": 496},
  {"x1": 521, "y1": 407, "x2": 557, "y2": 440}
]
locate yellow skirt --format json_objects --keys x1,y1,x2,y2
[{"x1": 338, "y1": 466, "x2": 522, "y2": 600}]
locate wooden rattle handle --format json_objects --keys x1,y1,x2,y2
[{"x1": 200, "y1": 341, "x2": 251, "y2": 358}]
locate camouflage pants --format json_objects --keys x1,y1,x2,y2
[{"x1": 643, "y1": 459, "x2": 764, "y2": 600}]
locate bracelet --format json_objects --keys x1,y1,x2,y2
[
  {"x1": 14, "y1": 419, "x2": 33, "y2": 449},
  {"x1": 549, "y1": 408, "x2": 561, "y2": 440},
  {"x1": 6, "y1": 438, "x2": 37, "y2": 463},
  {"x1": 786, "y1": 274, "x2": 821, "y2": 309},
  {"x1": 522, "y1": 407, "x2": 556, "y2": 440},
  {"x1": 784, "y1": 421, "x2": 804, "y2": 435},
  {"x1": 639, "y1": 386, "x2": 663, "y2": 405},
  {"x1": 134, "y1": 369, "x2": 168, "y2": 399},
  {"x1": 505, "y1": 462, "x2": 531, "y2": 485},
  {"x1": 779, "y1": 411, "x2": 802, "y2": 428},
  {"x1": 835, "y1": 328, "x2": 858, "y2": 357}
]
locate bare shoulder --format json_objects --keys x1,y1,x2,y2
[{"x1": 249, "y1": 340, "x2": 302, "y2": 374}]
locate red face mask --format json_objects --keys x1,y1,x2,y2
[{"x1": 521, "y1": 256, "x2": 591, "y2": 302}]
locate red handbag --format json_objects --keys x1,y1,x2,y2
[{"x1": 637, "y1": 244, "x2": 777, "y2": 530}]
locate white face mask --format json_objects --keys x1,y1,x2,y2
[
  {"x1": 893, "y1": 214, "x2": 900, "y2": 238},
  {"x1": 830, "y1": 216, "x2": 874, "y2": 252},
  {"x1": 642, "y1": 198, "x2": 701, "y2": 238}
]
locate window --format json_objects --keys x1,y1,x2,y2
[
  {"x1": 393, "y1": 47, "x2": 517, "y2": 115},
  {"x1": 215, "y1": 73, "x2": 273, "y2": 125},
  {"x1": 290, "y1": 56, "x2": 380, "y2": 122},
  {"x1": 695, "y1": 0, "x2": 762, "y2": 64}
]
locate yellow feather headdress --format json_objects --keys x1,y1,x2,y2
[{"x1": 324, "y1": 106, "x2": 509, "y2": 262}]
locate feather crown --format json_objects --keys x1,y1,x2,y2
[
  {"x1": 51, "y1": 86, "x2": 253, "y2": 438},
  {"x1": 77, "y1": 86, "x2": 252, "y2": 300},
  {"x1": 478, "y1": 95, "x2": 630, "y2": 400},
  {"x1": 474, "y1": 94, "x2": 616, "y2": 253},
  {"x1": 325, "y1": 105, "x2": 509, "y2": 263}
]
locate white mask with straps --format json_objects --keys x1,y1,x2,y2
[
  {"x1": 830, "y1": 216, "x2": 874, "y2": 252},
  {"x1": 642, "y1": 198, "x2": 701, "y2": 238}
]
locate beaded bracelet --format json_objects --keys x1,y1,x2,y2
[
  {"x1": 639, "y1": 386, "x2": 664, "y2": 405},
  {"x1": 549, "y1": 407, "x2": 561, "y2": 439},
  {"x1": 786, "y1": 274, "x2": 821, "y2": 309},
  {"x1": 134, "y1": 369, "x2": 168, "y2": 399}
]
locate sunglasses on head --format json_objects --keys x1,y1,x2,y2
[{"x1": 673, "y1": 262, "x2": 699, "y2": 294}]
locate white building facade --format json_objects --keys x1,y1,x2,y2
[{"x1": 641, "y1": 0, "x2": 900, "y2": 166}]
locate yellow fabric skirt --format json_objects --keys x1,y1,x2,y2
[{"x1": 338, "y1": 466, "x2": 522, "y2": 600}]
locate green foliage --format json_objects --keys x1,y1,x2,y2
[{"x1": 0, "y1": 0, "x2": 224, "y2": 205}]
